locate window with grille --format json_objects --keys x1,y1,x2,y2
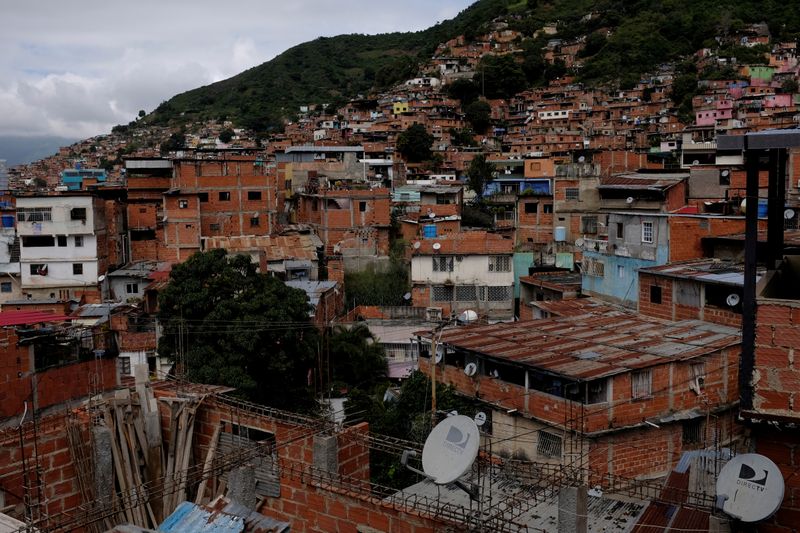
[
  {"x1": 584, "y1": 258, "x2": 605, "y2": 277},
  {"x1": 432, "y1": 256, "x2": 454, "y2": 272},
  {"x1": 487, "y1": 286, "x2": 511, "y2": 301},
  {"x1": 565, "y1": 188, "x2": 580, "y2": 200},
  {"x1": 682, "y1": 419, "x2": 703, "y2": 444},
  {"x1": 642, "y1": 221, "x2": 654, "y2": 243},
  {"x1": 431, "y1": 286, "x2": 453, "y2": 302},
  {"x1": 119, "y1": 356, "x2": 131, "y2": 375},
  {"x1": 581, "y1": 216, "x2": 597, "y2": 234},
  {"x1": 631, "y1": 370, "x2": 652, "y2": 399},
  {"x1": 17, "y1": 207, "x2": 52, "y2": 222},
  {"x1": 488, "y1": 256, "x2": 511, "y2": 272},
  {"x1": 74, "y1": 236, "x2": 84, "y2": 247},
  {"x1": 456, "y1": 285, "x2": 477, "y2": 301},
  {"x1": 70, "y1": 208, "x2": 87, "y2": 221},
  {"x1": 537, "y1": 431, "x2": 562, "y2": 458}
]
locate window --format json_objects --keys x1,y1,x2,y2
[
  {"x1": 455, "y1": 285, "x2": 477, "y2": 301},
  {"x1": 432, "y1": 256, "x2": 454, "y2": 272},
  {"x1": 431, "y1": 285, "x2": 453, "y2": 302},
  {"x1": 70, "y1": 208, "x2": 87, "y2": 221},
  {"x1": 487, "y1": 286, "x2": 512, "y2": 301},
  {"x1": 642, "y1": 221, "x2": 654, "y2": 244},
  {"x1": 57, "y1": 235, "x2": 67, "y2": 247},
  {"x1": 219, "y1": 191, "x2": 231, "y2": 201},
  {"x1": 210, "y1": 223, "x2": 221, "y2": 231},
  {"x1": 119, "y1": 356, "x2": 131, "y2": 376},
  {"x1": 126, "y1": 283, "x2": 139, "y2": 294},
  {"x1": 584, "y1": 258, "x2": 605, "y2": 277},
  {"x1": 198, "y1": 192, "x2": 209, "y2": 202},
  {"x1": 359, "y1": 201, "x2": 367, "y2": 213},
  {"x1": 690, "y1": 362, "x2": 706, "y2": 392},
  {"x1": 74, "y1": 236, "x2": 83, "y2": 247},
  {"x1": 543, "y1": 204, "x2": 553, "y2": 214},
  {"x1": 537, "y1": 431, "x2": 562, "y2": 459},
  {"x1": 616, "y1": 222, "x2": 624, "y2": 240},
  {"x1": 631, "y1": 370, "x2": 652, "y2": 399},
  {"x1": 0, "y1": 282, "x2": 11, "y2": 293},
  {"x1": 581, "y1": 216, "x2": 597, "y2": 234},
  {"x1": 719, "y1": 170, "x2": 731, "y2": 185},
  {"x1": 524, "y1": 202, "x2": 538, "y2": 214},
  {"x1": 22, "y1": 236, "x2": 55, "y2": 247},
  {"x1": 73, "y1": 263, "x2": 83, "y2": 275},
  {"x1": 17, "y1": 207, "x2": 52, "y2": 222},
  {"x1": 247, "y1": 191, "x2": 262, "y2": 201},
  {"x1": 617, "y1": 265, "x2": 625, "y2": 278},
  {"x1": 682, "y1": 419, "x2": 703, "y2": 445},
  {"x1": 565, "y1": 188, "x2": 580, "y2": 200},
  {"x1": 650, "y1": 285, "x2": 662, "y2": 304},
  {"x1": 488, "y1": 256, "x2": 511, "y2": 272},
  {"x1": 30, "y1": 264, "x2": 46, "y2": 276},
  {"x1": 250, "y1": 216, "x2": 260, "y2": 227},
  {"x1": 178, "y1": 199, "x2": 189, "y2": 209}
]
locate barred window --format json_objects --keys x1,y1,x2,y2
[
  {"x1": 488, "y1": 255, "x2": 511, "y2": 272},
  {"x1": 682, "y1": 419, "x2": 703, "y2": 444},
  {"x1": 456, "y1": 285, "x2": 477, "y2": 301},
  {"x1": 581, "y1": 216, "x2": 597, "y2": 234},
  {"x1": 632, "y1": 370, "x2": 652, "y2": 399},
  {"x1": 17, "y1": 207, "x2": 52, "y2": 222},
  {"x1": 431, "y1": 286, "x2": 453, "y2": 302},
  {"x1": 565, "y1": 188, "x2": 580, "y2": 201},
  {"x1": 487, "y1": 286, "x2": 511, "y2": 301},
  {"x1": 432, "y1": 256, "x2": 454, "y2": 272},
  {"x1": 119, "y1": 356, "x2": 131, "y2": 375},
  {"x1": 537, "y1": 431, "x2": 562, "y2": 458},
  {"x1": 584, "y1": 258, "x2": 605, "y2": 277}
]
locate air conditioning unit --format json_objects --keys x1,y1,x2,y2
[{"x1": 425, "y1": 307, "x2": 443, "y2": 322}]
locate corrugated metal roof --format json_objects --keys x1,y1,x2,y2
[
  {"x1": 0, "y1": 310, "x2": 71, "y2": 326},
  {"x1": 159, "y1": 499, "x2": 289, "y2": 533},
  {"x1": 434, "y1": 311, "x2": 740, "y2": 380}
]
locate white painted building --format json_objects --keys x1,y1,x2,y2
[{"x1": 16, "y1": 195, "x2": 106, "y2": 299}]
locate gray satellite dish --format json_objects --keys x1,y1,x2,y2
[
  {"x1": 432, "y1": 242, "x2": 442, "y2": 251},
  {"x1": 413, "y1": 241, "x2": 421, "y2": 249},
  {"x1": 575, "y1": 238, "x2": 585, "y2": 248},
  {"x1": 422, "y1": 415, "x2": 480, "y2": 484},
  {"x1": 434, "y1": 346, "x2": 444, "y2": 363},
  {"x1": 403, "y1": 292, "x2": 412, "y2": 301},
  {"x1": 578, "y1": 155, "x2": 586, "y2": 163},
  {"x1": 626, "y1": 197, "x2": 635, "y2": 204},
  {"x1": 716, "y1": 453, "x2": 784, "y2": 523},
  {"x1": 429, "y1": 212, "x2": 436, "y2": 219},
  {"x1": 726, "y1": 293, "x2": 741, "y2": 307},
  {"x1": 474, "y1": 412, "x2": 487, "y2": 427},
  {"x1": 785, "y1": 208, "x2": 795, "y2": 220},
  {"x1": 464, "y1": 362, "x2": 478, "y2": 377}
]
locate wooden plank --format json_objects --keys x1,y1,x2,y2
[
  {"x1": 176, "y1": 405, "x2": 197, "y2": 504},
  {"x1": 104, "y1": 407, "x2": 134, "y2": 525},
  {"x1": 194, "y1": 423, "x2": 222, "y2": 505}
]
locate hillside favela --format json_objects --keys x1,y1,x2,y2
[{"x1": 2, "y1": 0, "x2": 800, "y2": 531}]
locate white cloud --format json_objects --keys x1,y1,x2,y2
[{"x1": 0, "y1": 0, "x2": 473, "y2": 138}]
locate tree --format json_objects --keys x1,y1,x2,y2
[
  {"x1": 138, "y1": 109, "x2": 146, "y2": 118},
  {"x1": 446, "y1": 78, "x2": 480, "y2": 105},
  {"x1": 396, "y1": 124, "x2": 433, "y2": 163},
  {"x1": 157, "y1": 250, "x2": 319, "y2": 410},
  {"x1": 218, "y1": 128, "x2": 235, "y2": 143},
  {"x1": 449, "y1": 128, "x2": 477, "y2": 147},
  {"x1": 466, "y1": 153, "x2": 495, "y2": 198},
  {"x1": 464, "y1": 100, "x2": 492, "y2": 134},
  {"x1": 477, "y1": 54, "x2": 527, "y2": 99},
  {"x1": 159, "y1": 131, "x2": 186, "y2": 155},
  {"x1": 328, "y1": 324, "x2": 388, "y2": 392}
]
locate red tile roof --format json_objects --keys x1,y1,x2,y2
[
  {"x1": 0, "y1": 310, "x2": 72, "y2": 326},
  {"x1": 412, "y1": 231, "x2": 513, "y2": 255}
]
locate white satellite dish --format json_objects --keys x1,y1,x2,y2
[
  {"x1": 692, "y1": 160, "x2": 700, "y2": 165},
  {"x1": 429, "y1": 212, "x2": 436, "y2": 219},
  {"x1": 716, "y1": 453, "x2": 785, "y2": 523},
  {"x1": 434, "y1": 346, "x2": 444, "y2": 363},
  {"x1": 421, "y1": 415, "x2": 480, "y2": 484},
  {"x1": 784, "y1": 208, "x2": 795, "y2": 220},
  {"x1": 721, "y1": 169, "x2": 730, "y2": 177},
  {"x1": 432, "y1": 242, "x2": 442, "y2": 251},
  {"x1": 457, "y1": 309, "x2": 478, "y2": 324},
  {"x1": 578, "y1": 155, "x2": 586, "y2": 163},
  {"x1": 464, "y1": 362, "x2": 478, "y2": 377},
  {"x1": 413, "y1": 241, "x2": 421, "y2": 249},
  {"x1": 626, "y1": 197, "x2": 635, "y2": 204},
  {"x1": 726, "y1": 293, "x2": 741, "y2": 307},
  {"x1": 575, "y1": 238, "x2": 585, "y2": 248},
  {"x1": 97, "y1": 274, "x2": 106, "y2": 282},
  {"x1": 474, "y1": 412, "x2": 487, "y2": 427}
]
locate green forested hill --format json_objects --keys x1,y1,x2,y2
[{"x1": 145, "y1": 0, "x2": 800, "y2": 132}]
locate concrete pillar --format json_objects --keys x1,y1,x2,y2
[
  {"x1": 558, "y1": 485, "x2": 587, "y2": 533},
  {"x1": 313, "y1": 434, "x2": 338, "y2": 474},
  {"x1": 92, "y1": 425, "x2": 114, "y2": 508},
  {"x1": 227, "y1": 465, "x2": 257, "y2": 510}
]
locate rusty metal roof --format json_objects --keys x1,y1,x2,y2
[{"x1": 435, "y1": 311, "x2": 740, "y2": 380}]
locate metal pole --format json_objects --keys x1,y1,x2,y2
[{"x1": 740, "y1": 145, "x2": 761, "y2": 412}]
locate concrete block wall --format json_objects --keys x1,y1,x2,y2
[{"x1": 753, "y1": 299, "x2": 800, "y2": 415}]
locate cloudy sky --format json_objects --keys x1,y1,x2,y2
[{"x1": 0, "y1": 0, "x2": 473, "y2": 139}]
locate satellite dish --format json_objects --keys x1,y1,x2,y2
[
  {"x1": 721, "y1": 169, "x2": 730, "y2": 177},
  {"x1": 457, "y1": 309, "x2": 478, "y2": 324},
  {"x1": 692, "y1": 160, "x2": 700, "y2": 165},
  {"x1": 626, "y1": 197, "x2": 635, "y2": 204},
  {"x1": 403, "y1": 292, "x2": 412, "y2": 301},
  {"x1": 716, "y1": 453, "x2": 784, "y2": 523},
  {"x1": 434, "y1": 346, "x2": 444, "y2": 363},
  {"x1": 464, "y1": 362, "x2": 478, "y2": 377},
  {"x1": 474, "y1": 412, "x2": 487, "y2": 426},
  {"x1": 413, "y1": 241, "x2": 421, "y2": 249},
  {"x1": 421, "y1": 415, "x2": 480, "y2": 484},
  {"x1": 97, "y1": 274, "x2": 106, "y2": 282},
  {"x1": 429, "y1": 212, "x2": 436, "y2": 219},
  {"x1": 726, "y1": 293, "x2": 741, "y2": 307},
  {"x1": 432, "y1": 242, "x2": 442, "y2": 251},
  {"x1": 578, "y1": 155, "x2": 586, "y2": 163},
  {"x1": 784, "y1": 208, "x2": 795, "y2": 220},
  {"x1": 447, "y1": 410, "x2": 458, "y2": 417},
  {"x1": 575, "y1": 238, "x2": 585, "y2": 248}
]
